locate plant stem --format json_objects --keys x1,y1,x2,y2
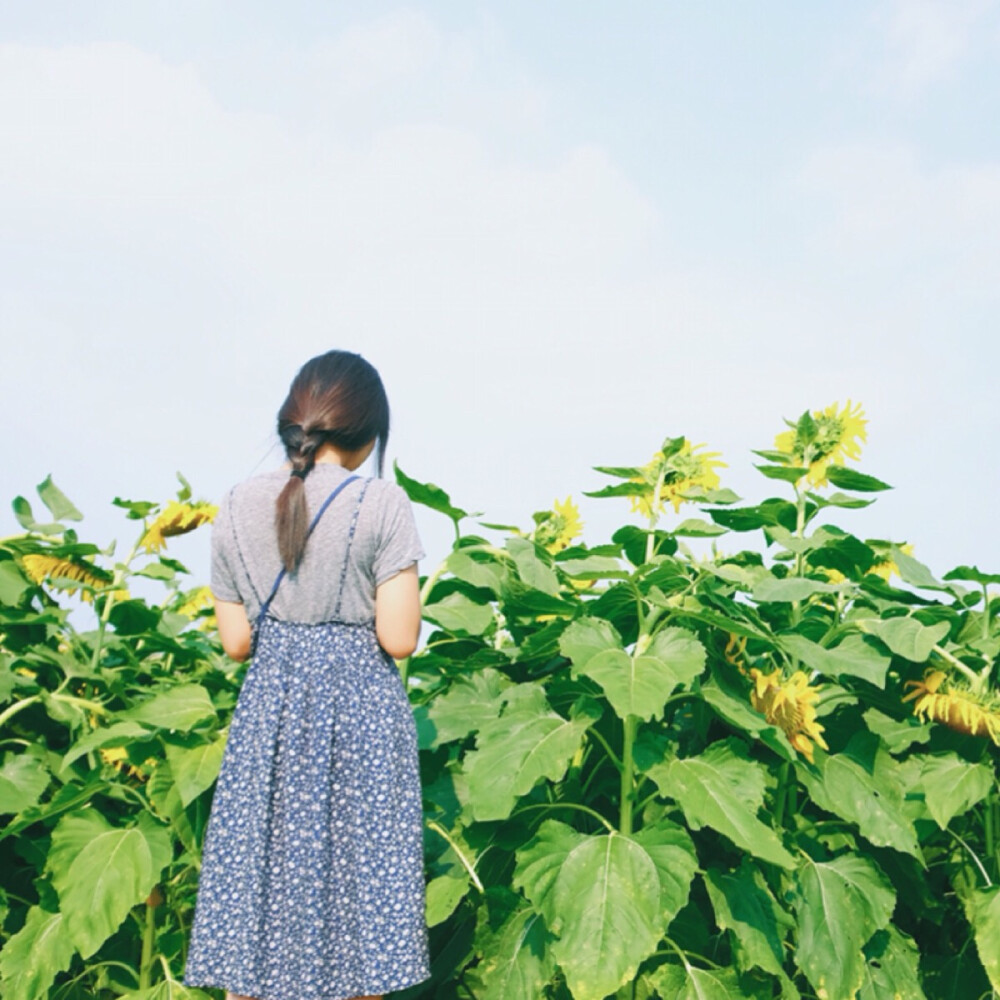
[
  {"x1": 138, "y1": 901, "x2": 156, "y2": 990},
  {"x1": 620, "y1": 714, "x2": 636, "y2": 835},
  {"x1": 931, "y1": 644, "x2": 984, "y2": 690},
  {"x1": 0, "y1": 695, "x2": 41, "y2": 729},
  {"x1": 512, "y1": 801, "x2": 616, "y2": 834},
  {"x1": 773, "y1": 761, "x2": 791, "y2": 830},
  {"x1": 426, "y1": 821, "x2": 485, "y2": 891}
]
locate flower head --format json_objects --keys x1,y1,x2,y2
[
  {"x1": 903, "y1": 670, "x2": 1000, "y2": 744},
  {"x1": 749, "y1": 667, "x2": 829, "y2": 762},
  {"x1": 176, "y1": 585, "x2": 216, "y2": 622},
  {"x1": 533, "y1": 496, "x2": 584, "y2": 555},
  {"x1": 630, "y1": 440, "x2": 726, "y2": 518},
  {"x1": 141, "y1": 500, "x2": 217, "y2": 554},
  {"x1": 21, "y1": 554, "x2": 126, "y2": 603},
  {"x1": 775, "y1": 400, "x2": 867, "y2": 488}
]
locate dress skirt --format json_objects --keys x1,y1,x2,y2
[{"x1": 183, "y1": 617, "x2": 430, "y2": 1000}]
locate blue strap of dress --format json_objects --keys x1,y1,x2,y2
[{"x1": 255, "y1": 474, "x2": 361, "y2": 634}]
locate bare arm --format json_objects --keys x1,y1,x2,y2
[
  {"x1": 214, "y1": 598, "x2": 252, "y2": 662},
  {"x1": 375, "y1": 563, "x2": 421, "y2": 660}
]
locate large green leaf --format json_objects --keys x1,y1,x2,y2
[
  {"x1": 147, "y1": 760, "x2": 197, "y2": 853},
  {"x1": 0, "y1": 560, "x2": 30, "y2": 605},
  {"x1": 752, "y1": 577, "x2": 839, "y2": 603},
  {"x1": 471, "y1": 907, "x2": 554, "y2": 1000},
  {"x1": 793, "y1": 854, "x2": 895, "y2": 1000},
  {"x1": 0, "y1": 905, "x2": 76, "y2": 1000},
  {"x1": 393, "y1": 462, "x2": 470, "y2": 523},
  {"x1": 513, "y1": 819, "x2": 589, "y2": 918},
  {"x1": 858, "y1": 927, "x2": 927, "y2": 1000},
  {"x1": 506, "y1": 536, "x2": 560, "y2": 596},
  {"x1": 647, "y1": 741, "x2": 795, "y2": 870},
  {"x1": 49, "y1": 810, "x2": 171, "y2": 957},
  {"x1": 825, "y1": 467, "x2": 892, "y2": 492},
  {"x1": 60, "y1": 720, "x2": 153, "y2": 772},
  {"x1": 446, "y1": 550, "x2": 504, "y2": 594},
  {"x1": 549, "y1": 833, "x2": 662, "y2": 1000},
  {"x1": 704, "y1": 862, "x2": 790, "y2": 977},
  {"x1": 165, "y1": 734, "x2": 226, "y2": 806},
  {"x1": 423, "y1": 591, "x2": 494, "y2": 635},
  {"x1": 121, "y1": 683, "x2": 216, "y2": 732},
  {"x1": 425, "y1": 668, "x2": 510, "y2": 746},
  {"x1": 915, "y1": 752, "x2": 994, "y2": 829},
  {"x1": 966, "y1": 886, "x2": 1000, "y2": 992},
  {"x1": 560, "y1": 620, "x2": 705, "y2": 722},
  {"x1": 425, "y1": 872, "x2": 469, "y2": 927},
  {"x1": 858, "y1": 617, "x2": 950, "y2": 662},
  {"x1": 779, "y1": 633, "x2": 891, "y2": 688},
  {"x1": 37, "y1": 475, "x2": 84, "y2": 521},
  {"x1": 630, "y1": 820, "x2": 698, "y2": 924},
  {"x1": 0, "y1": 752, "x2": 50, "y2": 813},
  {"x1": 650, "y1": 963, "x2": 747, "y2": 1000},
  {"x1": 463, "y1": 687, "x2": 599, "y2": 821},
  {"x1": 796, "y1": 735, "x2": 921, "y2": 859}
]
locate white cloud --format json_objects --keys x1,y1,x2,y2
[{"x1": 874, "y1": 0, "x2": 997, "y2": 93}]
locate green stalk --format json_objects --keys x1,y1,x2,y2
[
  {"x1": 138, "y1": 900, "x2": 156, "y2": 990},
  {"x1": 89, "y1": 536, "x2": 142, "y2": 674},
  {"x1": 0, "y1": 695, "x2": 41, "y2": 729},
  {"x1": 620, "y1": 714, "x2": 636, "y2": 834},
  {"x1": 773, "y1": 761, "x2": 791, "y2": 831},
  {"x1": 982, "y1": 584, "x2": 992, "y2": 642},
  {"x1": 645, "y1": 466, "x2": 668, "y2": 563}
]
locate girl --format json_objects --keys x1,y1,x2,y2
[{"x1": 183, "y1": 350, "x2": 431, "y2": 1000}]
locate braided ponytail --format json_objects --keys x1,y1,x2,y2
[{"x1": 274, "y1": 351, "x2": 390, "y2": 572}]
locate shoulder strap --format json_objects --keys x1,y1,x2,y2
[{"x1": 256, "y1": 474, "x2": 361, "y2": 625}]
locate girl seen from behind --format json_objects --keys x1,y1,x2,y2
[{"x1": 183, "y1": 349, "x2": 430, "y2": 1000}]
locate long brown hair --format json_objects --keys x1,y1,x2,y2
[{"x1": 274, "y1": 350, "x2": 390, "y2": 572}]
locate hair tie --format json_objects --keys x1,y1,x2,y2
[{"x1": 290, "y1": 468, "x2": 309, "y2": 480}]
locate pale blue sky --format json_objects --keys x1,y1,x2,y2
[{"x1": 2, "y1": 1, "x2": 999, "y2": 593}]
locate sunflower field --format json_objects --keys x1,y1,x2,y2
[{"x1": 1, "y1": 403, "x2": 998, "y2": 1000}]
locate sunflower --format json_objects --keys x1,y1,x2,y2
[
  {"x1": 869, "y1": 543, "x2": 914, "y2": 582},
  {"x1": 534, "y1": 496, "x2": 584, "y2": 555},
  {"x1": 775, "y1": 400, "x2": 867, "y2": 488},
  {"x1": 21, "y1": 554, "x2": 127, "y2": 603},
  {"x1": 629, "y1": 440, "x2": 726, "y2": 518},
  {"x1": 902, "y1": 670, "x2": 1000, "y2": 744},
  {"x1": 749, "y1": 667, "x2": 829, "y2": 763},
  {"x1": 140, "y1": 500, "x2": 218, "y2": 554}
]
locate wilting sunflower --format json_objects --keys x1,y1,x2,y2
[
  {"x1": 775, "y1": 400, "x2": 868, "y2": 488},
  {"x1": 903, "y1": 670, "x2": 1000, "y2": 744},
  {"x1": 140, "y1": 500, "x2": 218, "y2": 554},
  {"x1": 21, "y1": 554, "x2": 127, "y2": 603},
  {"x1": 749, "y1": 667, "x2": 829, "y2": 763},
  {"x1": 630, "y1": 440, "x2": 726, "y2": 518},
  {"x1": 176, "y1": 585, "x2": 216, "y2": 621},
  {"x1": 534, "y1": 496, "x2": 584, "y2": 555}
]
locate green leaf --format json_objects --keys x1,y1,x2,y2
[
  {"x1": 393, "y1": 462, "x2": 470, "y2": 523},
  {"x1": 425, "y1": 872, "x2": 469, "y2": 927},
  {"x1": 549, "y1": 832, "x2": 662, "y2": 1000},
  {"x1": 561, "y1": 620, "x2": 705, "y2": 722},
  {"x1": 793, "y1": 854, "x2": 895, "y2": 1000},
  {"x1": 889, "y1": 548, "x2": 945, "y2": 591},
  {"x1": 60, "y1": 720, "x2": 153, "y2": 772},
  {"x1": 424, "y1": 591, "x2": 494, "y2": 636},
  {"x1": 825, "y1": 467, "x2": 892, "y2": 492},
  {"x1": 463, "y1": 687, "x2": 599, "y2": 821},
  {"x1": 446, "y1": 550, "x2": 504, "y2": 594},
  {"x1": 779, "y1": 633, "x2": 891, "y2": 688},
  {"x1": 0, "y1": 561, "x2": 31, "y2": 605},
  {"x1": 147, "y1": 761, "x2": 197, "y2": 853},
  {"x1": 471, "y1": 907, "x2": 554, "y2": 1000},
  {"x1": 0, "y1": 906, "x2": 76, "y2": 1000},
  {"x1": 966, "y1": 886, "x2": 1000, "y2": 993},
  {"x1": 807, "y1": 490, "x2": 875, "y2": 510},
  {"x1": 514, "y1": 819, "x2": 589, "y2": 918},
  {"x1": 121, "y1": 683, "x2": 216, "y2": 732},
  {"x1": 699, "y1": 676, "x2": 796, "y2": 760},
  {"x1": 862, "y1": 708, "x2": 932, "y2": 754},
  {"x1": 915, "y1": 752, "x2": 994, "y2": 829},
  {"x1": 506, "y1": 536, "x2": 560, "y2": 596},
  {"x1": 630, "y1": 820, "x2": 698, "y2": 924},
  {"x1": 859, "y1": 617, "x2": 950, "y2": 662},
  {"x1": 36, "y1": 475, "x2": 83, "y2": 521},
  {"x1": 108, "y1": 599, "x2": 160, "y2": 635},
  {"x1": 755, "y1": 464, "x2": 809, "y2": 484},
  {"x1": 647, "y1": 741, "x2": 795, "y2": 869},
  {"x1": 705, "y1": 861, "x2": 791, "y2": 977},
  {"x1": 0, "y1": 752, "x2": 50, "y2": 814},
  {"x1": 425, "y1": 668, "x2": 510, "y2": 746},
  {"x1": 858, "y1": 927, "x2": 928, "y2": 1000},
  {"x1": 649, "y1": 963, "x2": 747, "y2": 1000},
  {"x1": 796, "y1": 735, "x2": 922, "y2": 859},
  {"x1": 593, "y1": 464, "x2": 646, "y2": 479},
  {"x1": 11, "y1": 496, "x2": 63, "y2": 534},
  {"x1": 165, "y1": 735, "x2": 226, "y2": 806},
  {"x1": 583, "y1": 482, "x2": 650, "y2": 499},
  {"x1": 943, "y1": 564, "x2": 1000, "y2": 586},
  {"x1": 49, "y1": 811, "x2": 170, "y2": 957},
  {"x1": 752, "y1": 577, "x2": 839, "y2": 602},
  {"x1": 672, "y1": 518, "x2": 729, "y2": 537},
  {"x1": 556, "y1": 554, "x2": 628, "y2": 579}
]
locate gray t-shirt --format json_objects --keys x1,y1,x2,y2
[{"x1": 210, "y1": 463, "x2": 425, "y2": 625}]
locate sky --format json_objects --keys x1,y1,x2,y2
[{"x1": 2, "y1": 1, "x2": 999, "y2": 599}]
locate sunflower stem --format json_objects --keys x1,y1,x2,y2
[
  {"x1": 773, "y1": 761, "x2": 791, "y2": 830},
  {"x1": 620, "y1": 714, "x2": 637, "y2": 834},
  {"x1": 982, "y1": 584, "x2": 992, "y2": 642},
  {"x1": 931, "y1": 644, "x2": 984, "y2": 691}
]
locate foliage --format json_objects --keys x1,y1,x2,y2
[{"x1": 2, "y1": 409, "x2": 999, "y2": 1000}]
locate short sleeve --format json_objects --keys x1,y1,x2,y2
[
  {"x1": 210, "y1": 491, "x2": 243, "y2": 604},
  {"x1": 373, "y1": 484, "x2": 426, "y2": 586}
]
